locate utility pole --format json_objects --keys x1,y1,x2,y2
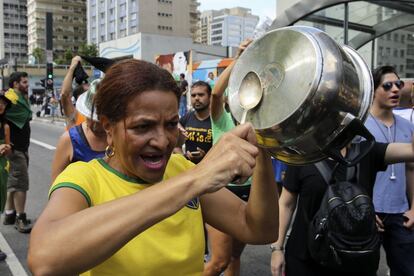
[{"x1": 46, "y1": 12, "x2": 54, "y2": 95}]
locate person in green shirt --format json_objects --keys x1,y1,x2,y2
[{"x1": 205, "y1": 39, "x2": 258, "y2": 276}]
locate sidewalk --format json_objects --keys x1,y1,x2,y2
[{"x1": 31, "y1": 105, "x2": 66, "y2": 127}]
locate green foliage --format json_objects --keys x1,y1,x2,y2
[
  {"x1": 32, "y1": 47, "x2": 45, "y2": 64},
  {"x1": 54, "y1": 43, "x2": 98, "y2": 65},
  {"x1": 77, "y1": 43, "x2": 99, "y2": 61}
]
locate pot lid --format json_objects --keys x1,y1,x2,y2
[{"x1": 228, "y1": 26, "x2": 323, "y2": 129}]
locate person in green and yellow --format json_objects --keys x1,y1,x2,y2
[
  {"x1": 3, "y1": 71, "x2": 33, "y2": 233},
  {"x1": 0, "y1": 91, "x2": 12, "y2": 261}
]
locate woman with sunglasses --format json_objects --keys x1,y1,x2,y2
[{"x1": 364, "y1": 65, "x2": 414, "y2": 276}]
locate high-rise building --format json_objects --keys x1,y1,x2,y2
[
  {"x1": 87, "y1": 0, "x2": 200, "y2": 44},
  {"x1": 276, "y1": 0, "x2": 414, "y2": 77},
  {"x1": 197, "y1": 7, "x2": 259, "y2": 47},
  {"x1": 0, "y1": 0, "x2": 28, "y2": 62},
  {"x1": 27, "y1": 0, "x2": 87, "y2": 62}
]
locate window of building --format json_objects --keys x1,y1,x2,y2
[
  {"x1": 400, "y1": 65, "x2": 404, "y2": 72},
  {"x1": 394, "y1": 33, "x2": 398, "y2": 42},
  {"x1": 407, "y1": 59, "x2": 414, "y2": 70},
  {"x1": 131, "y1": 0, "x2": 137, "y2": 10},
  {"x1": 386, "y1": 47, "x2": 391, "y2": 55},
  {"x1": 393, "y1": 49, "x2": 398, "y2": 57},
  {"x1": 401, "y1": 35, "x2": 405, "y2": 44},
  {"x1": 386, "y1": 33, "x2": 391, "y2": 41},
  {"x1": 407, "y1": 44, "x2": 414, "y2": 56},
  {"x1": 400, "y1": 49, "x2": 405, "y2": 58},
  {"x1": 211, "y1": 23, "x2": 222, "y2": 29}
]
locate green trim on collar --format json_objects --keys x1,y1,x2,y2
[
  {"x1": 49, "y1": 182, "x2": 92, "y2": 207},
  {"x1": 97, "y1": 158, "x2": 148, "y2": 184}
]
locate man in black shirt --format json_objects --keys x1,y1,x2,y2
[
  {"x1": 176, "y1": 81, "x2": 212, "y2": 164},
  {"x1": 270, "y1": 140, "x2": 414, "y2": 276},
  {"x1": 3, "y1": 72, "x2": 32, "y2": 233}
]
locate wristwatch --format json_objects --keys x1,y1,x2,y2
[{"x1": 270, "y1": 244, "x2": 284, "y2": 252}]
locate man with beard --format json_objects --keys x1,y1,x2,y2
[
  {"x1": 3, "y1": 72, "x2": 32, "y2": 233},
  {"x1": 176, "y1": 81, "x2": 212, "y2": 164}
]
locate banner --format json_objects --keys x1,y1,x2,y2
[{"x1": 155, "y1": 51, "x2": 192, "y2": 82}]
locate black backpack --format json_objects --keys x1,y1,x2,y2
[{"x1": 308, "y1": 151, "x2": 380, "y2": 273}]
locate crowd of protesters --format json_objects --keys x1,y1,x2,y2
[{"x1": 0, "y1": 39, "x2": 412, "y2": 276}]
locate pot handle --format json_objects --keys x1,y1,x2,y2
[{"x1": 323, "y1": 118, "x2": 375, "y2": 167}]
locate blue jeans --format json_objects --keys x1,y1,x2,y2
[
  {"x1": 377, "y1": 213, "x2": 414, "y2": 276},
  {"x1": 179, "y1": 95, "x2": 187, "y2": 117}
]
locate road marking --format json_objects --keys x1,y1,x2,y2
[
  {"x1": 30, "y1": 138, "x2": 56, "y2": 150},
  {"x1": 0, "y1": 232, "x2": 28, "y2": 276}
]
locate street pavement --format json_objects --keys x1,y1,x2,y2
[{"x1": 0, "y1": 116, "x2": 389, "y2": 276}]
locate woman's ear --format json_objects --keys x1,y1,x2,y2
[{"x1": 100, "y1": 116, "x2": 113, "y2": 145}]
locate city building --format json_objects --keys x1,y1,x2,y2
[
  {"x1": 99, "y1": 32, "x2": 232, "y2": 63},
  {"x1": 275, "y1": 0, "x2": 414, "y2": 77},
  {"x1": 87, "y1": 0, "x2": 200, "y2": 44},
  {"x1": 27, "y1": 0, "x2": 87, "y2": 63},
  {"x1": 0, "y1": 0, "x2": 28, "y2": 63},
  {"x1": 196, "y1": 7, "x2": 259, "y2": 47}
]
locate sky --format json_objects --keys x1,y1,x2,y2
[{"x1": 198, "y1": 0, "x2": 276, "y2": 22}]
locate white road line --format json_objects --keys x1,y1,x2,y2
[
  {"x1": 0, "y1": 232, "x2": 28, "y2": 276},
  {"x1": 30, "y1": 138, "x2": 56, "y2": 150}
]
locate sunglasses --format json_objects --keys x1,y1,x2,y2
[{"x1": 382, "y1": 80, "x2": 404, "y2": 91}]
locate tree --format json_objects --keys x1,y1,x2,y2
[
  {"x1": 77, "y1": 43, "x2": 98, "y2": 60},
  {"x1": 63, "y1": 48, "x2": 74, "y2": 64},
  {"x1": 32, "y1": 47, "x2": 45, "y2": 64}
]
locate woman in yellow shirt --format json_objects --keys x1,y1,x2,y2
[{"x1": 28, "y1": 59, "x2": 279, "y2": 276}]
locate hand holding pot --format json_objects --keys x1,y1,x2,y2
[{"x1": 194, "y1": 123, "x2": 258, "y2": 194}]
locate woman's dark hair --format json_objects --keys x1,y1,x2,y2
[
  {"x1": 372, "y1": 65, "x2": 399, "y2": 91},
  {"x1": 95, "y1": 59, "x2": 181, "y2": 123}
]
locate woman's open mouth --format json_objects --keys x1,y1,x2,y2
[{"x1": 140, "y1": 154, "x2": 166, "y2": 170}]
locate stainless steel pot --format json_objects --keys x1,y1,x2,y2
[{"x1": 228, "y1": 26, "x2": 374, "y2": 165}]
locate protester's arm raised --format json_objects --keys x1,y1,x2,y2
[
  {"x1": 61, "y1": 56, "x2": 81, "y2": 128},
  {"x1": 28, "y1": 123, "x2": 262, "y2": 276},
  {"x1": 211, "y1": 39, "x2": 252, "y2": 122}
]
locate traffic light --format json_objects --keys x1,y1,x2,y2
[{"x1": 46, "y1": 63, "x2": 53, "y2": 90}]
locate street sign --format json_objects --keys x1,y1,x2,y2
[{"x1": 46, "y1": 50, "x2": 53, "y2": 63}]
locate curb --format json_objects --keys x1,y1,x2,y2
[{"x1": 32, "y1": 117, "x2": 66, "y2": 127}]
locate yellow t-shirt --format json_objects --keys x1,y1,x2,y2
[{"x1": 50, "y1": 154, "x2": 204, "y2": 276}]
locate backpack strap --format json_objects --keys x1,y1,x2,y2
[
  {"x1": 346, "y1": 143, "x2": 361, "y2": 183},
  {"x1": 315, "y1": 161, "x2": 333, "y2": 184},
  {"x1": 316, "y1": 143, "x2": 362, "y2": 185}
]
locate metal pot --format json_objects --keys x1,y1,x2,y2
[{"x1": 228, "y1": 26, "x2": 374, "y2": 166}]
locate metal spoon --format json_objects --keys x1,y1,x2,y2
[{"x1": 238, "y1": 71, "x2": 263, "y2": 124}]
